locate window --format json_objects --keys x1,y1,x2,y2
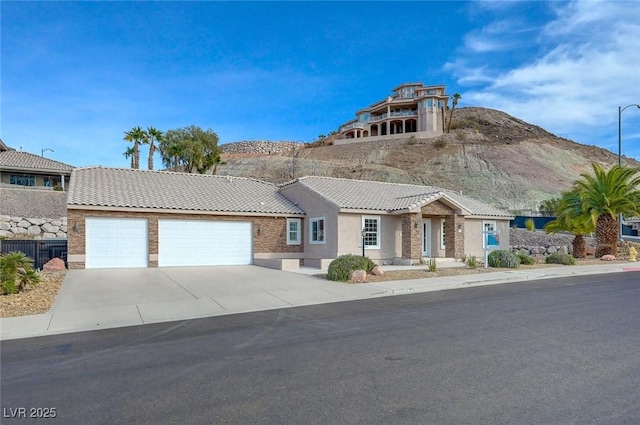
[
  {"x1": 286, "y1": 218, "x2": 301, "y2": 245},
  {"x1": 362, "y1": 216, "x2": 380, "y2": 249},
  {"x1": 310, "y1": 217, "x2": 325, "y2": 244},
  {"x1": 440, "y1": 219, "x2": 446, "y2": 250},
  {"x1": 10, "y1": 174, "x2": 35, "y2": 186}
]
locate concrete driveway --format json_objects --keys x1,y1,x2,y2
[{"x1": 44, "y1": 266, "x2": 379, "y2": 333}]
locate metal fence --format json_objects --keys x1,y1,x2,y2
[{"x1": 0, "y1": 239, "x2": 68, "y2": 270}]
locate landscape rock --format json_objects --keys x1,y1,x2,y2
[
  {"x1": 600, "y1": 254, "x2": 616, "y2": 261},
  {"x1": 350, "y1": 269, "x2": 367, "y2": 283},
  {"x1": 371, "y1": 266, "x2": 384, "y2": 276},
  {"x1": 27, "y1": 225, "x2": 42, "y2": 235},
  {"x1": 43, "y1": 257, "x2": 66, "y2": 271},
  {"x1": 42, "y1": 222, "x2": 60, "y2": 233},
  {"x1": 17, "y1": 220, "x2": 30, "y2": 228}
]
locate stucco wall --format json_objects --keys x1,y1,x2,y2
[
  {"x1": 337, "y1": 214, "x2": 401, "y2": 262},
  {"x1": 278, "y1": 184, "x2": 339, "y2": 261}
]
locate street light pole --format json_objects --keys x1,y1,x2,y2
[
  {"x1": 617, "y1": 104, "x2": 640, "y2": 241},
  {"x1": 361, "y1": 229, "x2": 366, "y2": 257}
]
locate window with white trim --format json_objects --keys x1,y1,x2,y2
[
  {"x1": 310, "y1": 217, "x2": 325, "y2": 244},
  {"x1": 286, "y1": 218, "x2": 301, "y2": 245},
  {"x1": 440, "y1": 218, "x2": 446, "y2": 250},
  {"x1": 362, "y1": 216, "x2": 380, "y2": 249}
]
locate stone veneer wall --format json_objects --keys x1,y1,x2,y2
[
  {"x1": 0, "y1": 215, "x2": 67, "y2": 239},
  {"x1": 221, "y1": 141, "x2": 304, "y2": 154},
  {"x1": 509, "y1": 228, "x2": 594, "y2": 256}
]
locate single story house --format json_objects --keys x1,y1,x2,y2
[
  {"x1": 66, "y1": 167, "x2": 513, "y2": 270},
  {"x1": 0, "y1": 140, "x2": 74, "y2": 190}
]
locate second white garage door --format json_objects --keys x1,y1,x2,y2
[{"x1": 158, "y1": 219, "x2": 252, "y2": 267}]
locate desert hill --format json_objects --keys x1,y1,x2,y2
[{"x1": 219, "y1": 107, "x2": 638, "y2": 211}]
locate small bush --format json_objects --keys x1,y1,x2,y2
[
  {"x1": 433, "y1": 138, "x2": 447, "y2": 149},
  {"x1": 455, "y1": 132, "x2": 467, "y2": 141},
  {"x1": 427, "y1": 258, "x2": 437, "y2": 272},
  {"x1": 516, "y1": 253, "x2": 536, "y2": 265},
  {"x1": 1, "y1": 251, "x2": 42, "y2": 295},
  {"x1": 487, "y1": 250, "x2": 519, "y2": 268},
  {"x1": 525, "y1": 218, "x2": 535, "y2": 231},
  {"x1": 464, "y1": 255, "x2": 478, "y2": 268},
  {"x1": 545, "y1": 252, "x2": 575, "y2": 265},
  {"x1": 327, "y1": 254, "x2": 377, "y2": 282}
]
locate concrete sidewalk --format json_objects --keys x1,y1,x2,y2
[{"x1": 1, "y1": 263, "x2": 638, "y2": 341}]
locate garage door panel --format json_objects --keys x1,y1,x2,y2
[
  {"x1": 159, "y1": 220, "x2": 252, "y2": 267},
  {"x1": 86, "y1": 217, "x2": 148, "y2": 269}
]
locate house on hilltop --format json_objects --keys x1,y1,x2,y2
[{"x1": 336, "y1": 82, "x2": 449, "y2": 145}]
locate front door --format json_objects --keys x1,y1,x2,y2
[{"x1": 422, "y1": 219, "x2": 431, "y2": 257}]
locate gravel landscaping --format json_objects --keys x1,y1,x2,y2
[{"x1": 0, "y1": 271, "x2": 66, "y2": 318}]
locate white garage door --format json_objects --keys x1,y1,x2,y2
[
  {"x1": 158, "y1": 219, "x2": 252, "y2": 267},
  {"x1": 85, "y1": 217, "x2": 148, "y2": 269}
]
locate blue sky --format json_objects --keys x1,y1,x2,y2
[{"x1": 2, "y1": 1, "x2": 639, "y2": 168}]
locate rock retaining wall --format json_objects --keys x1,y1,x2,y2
[
  {"x1": 0, "y1": 215, "x2": 67, "y2": 240},
  {"x1": 221, "y1": 141, "x2": 304, "y2": 155},
  {"x1": 509, "y1": 228, "x2": 594, "y2": 257}
]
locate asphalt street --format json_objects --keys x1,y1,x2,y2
[{"x1": 1, "y1": 272, "x2": 639, "y2": 424}]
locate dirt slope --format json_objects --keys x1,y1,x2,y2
[{"x1": 218, "y1": 107, "x2": 638, "y2": 210}]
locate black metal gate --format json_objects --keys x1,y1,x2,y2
[{"x1": 0, "y1": 239, "x2": 68, "y2": 270}]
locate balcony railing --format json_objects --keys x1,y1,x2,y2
[{"x1": 339, "y1": 122, "x2": 365, "y2": 132}]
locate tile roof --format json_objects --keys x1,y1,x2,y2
[
  {"x1": 67, "y1": 167, "x2": 304, "y2": 215},
  {"x1": 0, "y1": 150, "x2": 74, "y2": 172},
  {"x1": 283, "y1": 176, "x2": 513, "y2": 217}
]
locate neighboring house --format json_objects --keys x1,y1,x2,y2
[
  {"x1": 0, "y1": 140, "x2": 74, "y2": 190},
  {"x1": 336, "y1": 82, "x2": 449, "y2": 144},
  {"x1": 279, "y1": 176, "x2": 513, "y2": 267},
  {"x1": 66, "y1": 167, "x2": 512, "y2": 270}
]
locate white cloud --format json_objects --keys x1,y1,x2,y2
[{"x1": 450, "y1": 0, "x2": 640, "y2": 155}]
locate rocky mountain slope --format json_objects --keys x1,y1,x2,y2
[{"x1": 219, "y1": 107, "x2": 638, "y2": 211}]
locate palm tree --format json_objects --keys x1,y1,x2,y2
[
  {"x1": 211, "y1": 155, "x2": 227, "y2": 175},
  {"x1": 146, "y1": 127, "x2": 163, "y2": 171},
  {"x1": 570, "y1": 164, "x2": 640, "y2": 257},
  {"x1": 123, "y1": 147, "x2": 136, "y2": 168},
  {"x1": 544, "y1": 191, "x2": 595, "y2": 258},
  {"x1": 123, "y1": 126, "x2": 146, "y2": 169},
  {"x1": 446, "y1": 93, "x2": 461, "y2": 133}
]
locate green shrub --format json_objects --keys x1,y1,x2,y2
[
  {"x1": 455, "y1": 132, "x2": 467, "y2": 141},
  {"x1": 487, "y1": 250, "x2": 519, "y2": 268},
  {"x1": 327, "y1": 254, "x2": 377, "y2": 282},
  {"x1": 0, "y1": 251, "x2": 42, "y2": 295},
  {"x1": 545, "y1": 252, "x2": 575, "y2": 265},
  {"x1": 464, "y1": 255, "x2": 478, "y2": 268},
  {"x1": 525, "y1": 218, "x2": 535, "y2": 231},
  {"x1": 516, "y1": 253, "x2": 536, "y2": 265},
  {"x1": 427, "y1": 258, "x2": 437, "y2": 272},
  {"x1": 433, "y1": 138, "x2": 447, "y2": 149}
]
